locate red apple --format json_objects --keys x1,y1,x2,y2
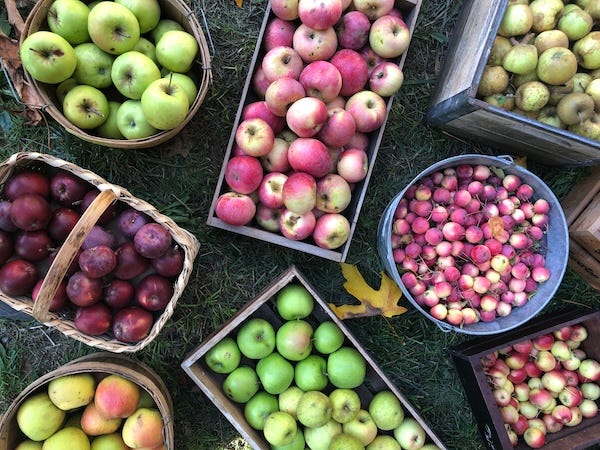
[
  {"x1": 255, "y1": 204, "x2": 282, "y2": 232},
  {"x1": 66, "y1": 271, "x2": 103, "y2": 307},
  {"x1": 279, "y1": 208, "x2": 316, "y2": 240},
  {"x1": 317, "y1": 107, "x2": 356, "y2": 148},
  {"x1": 3, "y1": 170, "x2": 49, "y2": 200},
  {"x1": 252, "y1": 66, "x2": 270, "y2": 97},
  {"x1": 345, "y1": 90, "x2": 387, "y2": 133},
  {"x1": 315, "y1": 173, "x2": 352, "y2": 213},
  {"x1": 287, "y1": 137, "x2": 332, "y2": 178},
  {"x1": 264, "y1": 17, "x2": 296, "y2": 50},
  {"x1": 286, "y1": 96, "x2": 328, "y2": 137},
  {"x1": 337, "y1": 148, "x2": 369, "y2": 183},
  {"x1": 235, "y1": 118, "x2": 275, "y2": 157},
  {"x1": 312, "y1": 213, "x2": 350, "y2": 249},
  {"x1": 297, "y1": 0, "x2": 342, "y2": 30},
  {"x1": 242, "y1": 100, "x2": 286, "y2": 134},
  {"x1": 359, "y1": 45, "x2": 386, "y2": 76},
  {"x1": 135, "y1": 274, "x2": 173, "y2": 311},
  {"x1": 265, "y1": 77, "x2": 306, "y2": 117},
  {"x1": 369, "y1": 61, "x2": 404, "y2": 97},
  {"x1": 282, "y1": 172, "x2": 317, "y2": 214},
  {"x1": 270, "y1": 0, "x2": 300, "y2": 21},
  {"x1": 336, "y1": 10, "x2": 371, "y2": 50},
  {"x1": 32, "y1": 279, "x2": 68, "y2": 312},
  {"x1": 215, "y1": 192, "x2": 256, "y2": 226},
  {"x1": 260, "y1": 137, "x2": 291, "y2": 172},
  {"x1": 258, "y1": 172, "x2": 288, "y2": 209},
  {"x1": 224, "y1": 155, "x2": 264, "y2": 195},
  {"x1": 330, "y1": 49, "x2": 369, "y2": 96},
  {"x1": 49, "y1": 170, "x2": 89, "y2": 207},
  {"x1": 262, "y1": 46, "x2": 305, "y2": 82},
  {"x1": 112, "y1": 306, "x2": 154, "y2": 343},
  {"x1": 9, "y1": 194, "x2": 52, "y2": 231},
  {"x1": 292, "y1": 24, "x2": 338, "y2": 62},
  {"x1": 299, "y1": 60, "x2": 342, "y2": 103},
  {"x1": 74, "y1": 303, "x2": 112, "y2": 335}
]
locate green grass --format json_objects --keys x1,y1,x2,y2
[{"x1": 1, "y1": 0, "x2": 600, "y2": 449}]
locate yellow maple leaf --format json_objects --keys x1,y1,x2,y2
[{"x1": 328, "y1": 263, "x2": 407, "y2": 319}]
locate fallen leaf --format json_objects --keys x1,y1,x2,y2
[
  {"x1": 328, "y1": 263, "x2": 407, "y2": 319},
  {"x1": 235, "y1": 0, "x2": 243, "y2": 7},
  {"x1": 514, "y1": 156, "x2": 527, "y2": 168},
  {"x1": 4, "y1": 0, "x2": 25, "y2": 37},
  {"x1": 488, "y1": 216, "x2": 505, "y2": 239}
]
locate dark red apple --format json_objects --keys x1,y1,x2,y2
[
  {"x1": 80, "y1": 190, "x2": 117, "y2": 225},
  {"x1": 114, "y1": 242, "x2": 149, "y2": 280},
  {"x1": 49, "y1": 170, "x2": 89, "y2": 206},
  {"x1": 3, "y1": 170, "x2": 50, "y2": 200},
  {"x1": 32, "y1": 279, "x2": 68, "y2": 312},
  {"x1": 112, "y1": 306, "x2": 154, "y2": 343},
  {"x1": 0, "y1": 230, "x2": 14, "y2": 265},
  {"x1": 9, "y1": 194, "x2": 51, "y2": 231},
  {"x1": 150, "y1": 245, "x2": 184, "y2": 278},
  {"x1": 66, "y1": 271, "x2": 103, "y2": 306},
  {"x1": 0, "y1": 259, "x2": 38, "y2": 296},
  {"x1": 104, "y1": 279, "x2": 134, "y2": 309},
  {"x1": 78, "y1": 245, "x2": 117, "y2": 278},
  {"x1": 0, "y1": 201, "x2": 17, "y2": 232},
  {"x1": 117, "y1": 208, "x2": 150, "y2": 238},
  {"x1": 47, "y1": 207, "x2": 81, "y2": 242},
  {"x1": 135, "y1": 274, "x2": 173, "y2": 311},
  {"x1": 14, "y1": 231, "x2": 53, "y2": 262},
  {"x1": 74, "y1": 303, "x2": 112, "y2": 335},
  {"x1": 48, "y1": 247, "x2": 82, "y2": 277},
  {"x1": 134, "y1": 223, "x2": 172, "y2": 259},
  {"x1": 82, "y1": 225, "x2": 117, "y2": 250}
]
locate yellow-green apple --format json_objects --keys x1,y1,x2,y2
[
  {"x1": 253, "y1": 66, "x2": 271, "y2": 97},
  {"x1": 115, "y1": 0, "x2": 161, "y2": 33},
  {"x1": 111, "y1": 51, "x2": 161, "y2": 99},
  {"x1": 236, "y1": 317, "x2": 276, "y2": 359},
  {"x1": 263, "y1": 411, "x2": 298, "y2": 446},
  {"x1": 536, "y1": 47, "x2": 578, "y2": 86},
  {"x1": 343, "y1": 409, "x2": 377, "y2": 446},
  {"x1": 393, "y1": 418, "x2": 427, "y2": 450},
  {"x1": 579, "y1": 359, "x2": 600, "y2": 381},
  {"x1": 133, "y1": 37, "x2": 157, "y2": 62},
  {"x1": 585, "y1": 79, "x2": 600, "y2": 109},
  {"x1": 296, "y1": 390, "x2": 333, "y2": 428},
  {"x1": 275, "y1": 318, "x2": 313, "y2": 360},
  {"x1": 299, "y1": 61, "x2": 343, "y2": 103},
  {"x1": 271, "y1": 0, "x2": 300, "y2": 21},
  {"x1": 581, "y1": 382, "x2": 599, "y2": 400},
  {"x1": 20, "y1": 31, "x2": 77, "y2": 84},
  {"x1": 366, "y1": 435, "x2": 401, "y2": 450},
  {"x1": 265, "y1": 17, "x2": 297, "y2": 51},
  {"x1": 315, "y1": 173, "x2": 351, "y2": 213},
  {"x1": 47, "y1": 0, "x2": 90, "y2": 45},
  {"x1": 271, "y1": 429, "x2": 305, "y2": 450},
  {"x1": 215, "y1": 192, "x2": 256, "y2": 226},
  {"x1": 369, "y1": 15, "x2": 410, "y2": 58},
  {"x1": 116, "y1": 100, "x2": 158, "y2": 139},
  {"x1": 258, "y1": 172, "x2": 288, "y2": 209},
  {"x1": 256, "y1": 352, "x2": 295, "y2": 394},
  {"x1": 260, "y1": 137, "x2": 291, "y2": 172},
  {"x1": 56, "y1": 78, "x2": 78, "y2": 105},
  {"x1": 314, "y1": 321, "x2": 344, "y2": 354},
  {"x1": 72, "y1": 43, "x2": 114, "y2": 89},
  {"x1": 298, "y1": 0, "x2": 343, "y2": 30},
  {"x1": 292, "y1": 24, "x2": 338, "y2": 62},
  {"x1": 336, "y1": 10, "x2": 371, "y2": 49},
  {"x1": 295, "y1": 354, "x2": 328, "y2": 391},
  {"x1": 580, "y1": 398, "x2": 599, "y2": 418},
  {"x1": 279, "y1": 386, "x2": 304, "y2": 418},
  {"x1": 286, "y1": 96, "x2": 328, "y2": 137},
  {"x1": 359, "y1": 45, "x2": 386, "y2": 76},
  {"x1": 279, "y1": 208, "x2": 317, "y2": 240},
  {"x1": 222, "y1": 365, "x2": 260, "y2": 403},
  {"x1": 345, "y1": 90, "x2": 387, "y2": 133},
  {"x1": 550, "y1": 340, "x2": 572, "y2": 362},
  {"x1": 204, "y1": 336, "x2": 241, "y2": 374},
  {"x1": 329, "y1": 433, "x2": 365, "y2": 450},
  {"x1": 337, "y1": 148, "x2": 368, "y2": 183},
  {"x1": 140, "y1": 77, "x2": 189, "y2": 130},
  {"x1": 122, "y1": 408, "x2": 164, "y2": 449},
  {"x1": 244, "y1": 391, "x2": 279, "y2": 430},
  {"x1": 329, "y1": 388, "x2": 361, "y2": 423},
  {"x1": 558, "y1": 7, "x2": 593, "y2": 40},
  {"x1": 330, "y1": 49, "x2": 369, "y2": 96},
  {"x1": 48, "y1": 373, "x2": 95, "y2": 411},
  {"x1": 80, "y1": 402, "x2": 122, "y2": 436},
  {"x1": 42, "y1": 427, "x2": 90, "y2": 449},
  {"x1": 287, "y1": 137, "x2": 332, "y2": 177},
  {"x1": 87, "y1": 2, "x2": 140, "y2": 55},
  {"x1": 16, "y1": 392, "x2": 65, "y2": 441},
  {"x1": 95, "y1": 101, "x2": 124, "y2": 139},
  {"x1": 317, "y1": 107, "x2": 357, "y2": 148},
  {"x1": 94, "y1": 374, "x2": 141, "y2": 419},
  {"x1": 63, "y1": 85, "x2": 109, "y2": 129},
  {"x1": 243, "y1": 101, "x2": 286, "y2": 134},
  {"x1": 327, "y1": 346, "x2": 366, "y2": 388},
  {"x1": 534, "y1": 29, "x2": 569, "y2": 54},
  {"x1": 572, "y1": 32, "x2": 600, "y2": 69},
  {"x1": 565, "y1": 406, "x2": 583, "y2": 427},
  {"x1": 368, "y1": 390, "x2": 404, "y2": 431},
  {"x1": 156, "y1": 30, "x2": 199, "y2": 72},
  {"x1": 262, "y1": 46, "x2": 305, "y2": 82},
  {"x1": 353, "y1": 0, "x2": 395, "y2": 20},
  {"x1": 151, "y1": 19, "x2": 184, "y2": 43},
  {"x1": 313, "y1": 213, "x2": 350, "y2": 249},
  {"x1": 235, "y1": 117, "x2": 275, "y2": 157},
  {"x1": 224, "y1": 154, "x2": 263, "y2": 194},
  {"x1": 304, "y1": 419, "x2": 342, "y2": 450},
  {"x1": 535, "y1": 350, "x2": 557, "y2": 372},
  {"x1": 265, "y1": 77, "x2": 306, "y2": 117},
  {"x1": 276, "y1": 283, "x2": 314, "y2": 319},
  {"x1": 369, "y1": 62, "x2": 404, "y2": 97},
  {"x1": 282, "y1": 171, "x2": 317, "y2": 214},
  {"x1": 88, "y1": 432, "x2": 128, "y2": 450},
  {"x1": 162, "y1": 72, "x2": 197, "y2": 106}
]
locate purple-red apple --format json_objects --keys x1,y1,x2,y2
[
  {"x1": 336, "y1": 10, "x2": 371, "y2": 50},
  {"x1": 330, "y1": 49, "x2": 369, "y2": 96}
]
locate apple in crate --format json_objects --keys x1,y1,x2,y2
[
  {"x1": 369, "y1": 61, "x2": 404, "y2": 97},
  {"x1": 215, "y1": 192, "x2": 256, "y2": 226},
  {"x1": 369, "y1": 14, "x2": 410, "y2": 58},
  {"x1": 265, "y1": 77, "x2": 306, "y2": 117},
  {"x1": 336, "y1": 10, "x2": 371, "y2": 50},
  {"x1": 317, "y1": 107, "x2": 357, "y2": 148},
  {"x1": 287, "y1": 138, "x2": 332, "y2": 178},
  {"x1": 299, "y1": 60, "x2": 343, "y2": 103},
  {"x1": 345, "y1": 90, "x2": 387, "y2": 133},
  {"x1": 313, "y1": 213, "x2": 351, "y2": 249},
  {"x1": 353, "y1": 0, "x2": 395, "y2": 20},
  {"x1": 264, "y1": 17, "x2": 296, "y2": 50},
  {"x1": 235, "y1": 118, "x2": 275, "y2": 157},
  {"x1": 262, "y1": 46, "x2": 304, "y2": 81},
  {"x1": 330, "y1": 49, "x2": 369, "y2": 96},
  {"x1": 297, "y1": 0, "x2": 343, "y2": 31},
  {"x1": 225, "y1": 155, "x2": 264, "y2": 195},
  {"x1": 293, "y1": 24, "x2": 339, "y2": 62},
  {"x1": 282, "y1": 171, "x2": 317, "y2": 215},
  {"x1": 304, "y1": 419, "x2": 340, "y2": 450}
]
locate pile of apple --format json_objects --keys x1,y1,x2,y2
[
  {"x1": 481, "y1": 323, "x2": 600, "y2": 448},
  {"x1": 478, "y1": 0, "x2": 600, "y2": 141},
  {"x1": 0, "y1": 167, "x2": 185, "y2": 344},
  {"x1": 203, "y1": 283, "x2": 441, "y2": 450},
  {"x1": 19, "y1": 0, "x2": 200, "y2": 139},
  {"x1": 214, "y1": 0, "x2": 411, "y2": 250},
  {"x1": 388, "y1": 163, "x2": 553, "y2": 328},
  {"x1": 14, "y1": 371, "x2": 165, "y2": 449}
]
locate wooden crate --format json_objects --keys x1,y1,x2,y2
[
  {"x1": 207, "y1": 0, "x2": 422, "y2": 262},
  {"x1": 181, "y1": 265, "x2": 447, "y2": 450},
  {"x1": 570, "y1": 193, "x2": 600, "y2": 261},
  {"x1": 450, "y1": 309, "x2": 600, "y2": 450},
  {"x1": 426, "y1": 0, "x2": 600, "y2": 167},
  {"x1": 561, "y1": 167, "x2": 600, "y2": 290}
]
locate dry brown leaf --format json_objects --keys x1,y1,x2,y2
[
  {"x1": 488, "y1": 216, "x2": 505, "y2": 239},
  {"x1": 234, "y1": 0, "x2": 243, "y2": 7},
  {"x1": 4, "y1": 0, "x2": 25, "y2": 37},
  {"x1": 328, "y1": 263, "x2": 407, "y2": 319},
  {"x1": 514, "y1": 156, "x2": 528, "y2": 168}
]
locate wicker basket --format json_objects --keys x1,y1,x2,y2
[
  {"x1": 0, "y1": 352, "x2": 175, "y2": 450},
  {"x1": 0, "y1": 152, "x2": 200, "y2": 352},
  {"x1": 20, "y1": 0, "x2": 212, "y2": 149}
]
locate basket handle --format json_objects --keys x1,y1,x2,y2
[{"x1": 33, "y1": 189, "x2": 118, "y2": 323}]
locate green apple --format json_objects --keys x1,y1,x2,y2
[
  {"x1": 329, "y1": 388, "x2": 361, "y2": 424},
  {"x1": 329, "y1": 433, "x2": 366, "y2": 450},
  {"x1": 573, "y1": 31, "x2": 600, "y2": 69},
  {"x1": 263, "y1": 411, "x2": 298, "y2": 447},
  {"x1": 222, "y1": 365, "x2": 259, "y2": 403},
  {"x1": 393, "y1": 418, "x2": 427, "y2": 450},
  {"x1": 256, "y1": 351, "x2": 294, "y2": 394},
  {"x1": 203, "y1": 336, "x2": 241, "y2": 374},
  {"x1": 115, "y1": 0, "x2": 161, "y2": 33},
  {"x1": 90, "y1": 432, "x2": 128, "y2": 450},
  {"x1": 16, "y1": 392, "x2": 65, "y2": 441},
  {"x1": 63, "y1": 84, "x2": 109, "y2": 129},
  {"x1": 111, "y1": 51, "x2": 161, "y2": 99},
  {"x1": 162, "y1": 72, "x2": 197, "y2": 106},
  {"x1": 14, "y1": 440, "x2": 43, "y2": 450},
  {"x1": 343, "y1": 409, "x2": 378, "y2": 446},
  {"x1": 244, "y1": 391, "x2": 279, "y2": 430},
  {"x1": 95, "y1": 101, "x2": 124, "y2": 139},
  {"x1": 275, "y1": 283, "x2": 314, "y2": 320},
  {"x1": 20, "y1": 31, "x2": 77, "y2": 84},
  {"x1": 296, "y1": 390, "x2": 333, "y2": 428},
  {"x1": 327, "y1": 347, "x2": 367, "y2": 389},
  {"x1": 47, "y1": 0, "x2": 90, "y2": 45},
  {"x1": 278, "y1": 385, "x2": 304, "y2": 418},
  {"x1": 140, "y1": 77, "x2": 190, "y2": 130},
  {"x1": 156, "y1": 30, "x2": 199, "y2": 73},
  {"x1": 132, "y1": 37, "x2": 157, "y2": 63},
  {"x1": 271, "y1": 428, "x2": 305, "y2": 450},
  {"x1": 55, "y1": 78, "x2": 78, "y2": 105},
  {"x1": 294, "y1": 354, "x2": 328, "y2": 391},
  {"x1": 304, "y1": 419, "x2": 342, "y2": 450},
  {"x1": 87, "y1": 1, "x2": 140, "y2": 55},
  {"x1": 72, "y1": 43, "x2": 115, "y2": 88},
  {"x1": 235, "y1": 317, "x2": 276, "y2": 360},
  {"x1": 276, "y1": 319, "x2": 313, "y2": 361},
  {"x1": 115, "y1": 100, "x2": 158, "y2": 139},
  {"x1": 313, "y1": 320, "x2": 345, "y2": 354},
  {"x1": 366, "y1": 435, "x2": 401, "y2": 450},
  {"x1": 150, "y1": 19, "x2": 184, "y2": 43},
  {"x1": 368, "y1": 390, "x2": 404, "y2": 431}
]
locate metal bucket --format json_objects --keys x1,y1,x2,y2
[{"x1": 377, "y1": 154, "x2": 569, "y2": 335}]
